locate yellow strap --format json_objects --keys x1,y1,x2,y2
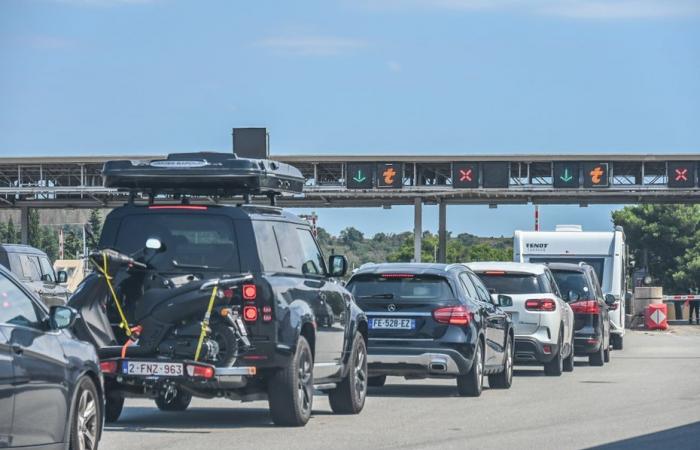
[
  {"x1": 97, "y1": 252, "x2": 132, "y2": 338},
  {"x1": 194, "y1": 285, "x2": 218, "y2": 362}
]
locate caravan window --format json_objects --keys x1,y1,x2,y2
[{"x1": 529, "y1": 257, "x2": 605, "y2": 285}]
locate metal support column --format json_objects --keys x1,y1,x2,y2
[
  {"x1": 20, "y1": 206, "x2": 29, "y2": 244},
  {"x1": 413, "y1": 198, "x2": 422, "y2": 263},
  {"x1": 438, "y1": 199, "x2": 447, "y2": 263}
]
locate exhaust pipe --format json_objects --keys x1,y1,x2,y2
[{"x1": 429, "y1": 361, "x2": 448, "y2": 372}]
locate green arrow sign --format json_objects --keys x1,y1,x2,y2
[
  {"x1": 560, "y1": 168, "x2": 573, "y2": 183},
  {"x1": 353, "y1": 170, "x2": 367, "y2": 183}
]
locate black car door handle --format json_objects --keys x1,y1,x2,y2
[{"x1": 11, "y1": 344, "x2": 24, "y2": 355}]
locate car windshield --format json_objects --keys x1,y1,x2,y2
[
  {"x1": 348, "y1": 275, "x2": 454, "y2": 302},
  {"x1": 529, "y1": 257, "x2": 605, "y2": 285},
  {"x1": 477, "y1": 273, "x2": 546, "y2": 294},
  {"x1": 113, "y1": 213, "x2": 240, "y2": 272},
  {"x1": 551, "y1": 270, "x2": 591, "y2": 302}
]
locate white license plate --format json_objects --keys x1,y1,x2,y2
[
  {"x1": 370, "y1": 318, "x2": 415, "y2": 330},
  {"x1": 123, "y1": 361, "x2": 184, "y2": 377}
]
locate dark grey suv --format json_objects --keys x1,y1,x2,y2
[{"x1": 346, "y1": 263, "x2": 514, "y2": 397}]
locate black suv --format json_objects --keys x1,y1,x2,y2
[
  {"x1": 549, "y1": 263, "x2": 614, "y2": 366},
  {"x1": 346, "y1": 263, "x2": 514, "y2": 396},
  {"x1": 72, "y1": 202, "x2": 368, "y2": 427}
]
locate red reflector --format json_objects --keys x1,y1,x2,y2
[
  {"x1": 570, "y1": 300, "x2": 600, "y2": 314},
  {"x1": 587, "y1": 338, "x2": 599, "y2": 344},
  {"x1": 99, "y1": 361, "x2": 117, "y2": 374},
  {"x1": 188, "y1": 365, "x2": 214, "y2": 379},
  {"x1": 543, "y1": 345, "x2": 552, "y2": 354},
  {"x1": 242, "y1": 355, "x2": 268, "y2": 361},
  {"x1": 525, "y1": 299, "x2": 557, "y2": 311},
  {"x1": 262, "y1": 306, "x2": 272, "y2": 313},
  {"x1": 263, "y1": 314, "x2": 272, "y2": 322},
  {"x1": 223, "y1": 289, "x2": 234, "y2": 299},
  {"x1": 484, "y1": 271, "x2": 506, "y2": 275},
  {"x1": 242, "y1": 284, "x2": 257, "y2": 300},
  {"x1": 243, "y1": 305, "x2": 258, "y2": 322},
  {"x1": 433, "y1": 305, "x2": 471, "y2": 326},
  {"x1": 381, "y1": 273, "x2": 415, "y2": 278},
  {"x1": 148, "y1": 205, "x2": 208, "y2": 210}
]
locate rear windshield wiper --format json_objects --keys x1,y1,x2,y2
[
  {"x1": 358, "y1": 293, "x2": 394, "y2": 299},
  {"x1": 172, "y1": 260, "x2": 221, "y2": 270}
]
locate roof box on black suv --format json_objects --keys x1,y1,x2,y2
[{"x1": 102, "y1": 152, "x2": 304, "y2": 196}]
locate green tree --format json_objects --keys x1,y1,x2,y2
[
  {"x1": 612, "y1": 204, "x2": 700, "y2": 291},
  {"x1": 6, "y1": 218, "x2": 18, "y2": 243},
  {"x1": 28, "y1": 209, "x2": 42, "y2": 248}
]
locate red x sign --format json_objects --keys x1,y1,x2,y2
[
  {"x1": 459, "y1": 169, "x2": 473, "y2": 182},
  {"x1": 675, "y1": 168, "x2": 688, "y2": 182}
]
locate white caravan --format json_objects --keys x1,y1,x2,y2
[{"x1": 513, "y1": 225, "x2": 629, "y2": 350}]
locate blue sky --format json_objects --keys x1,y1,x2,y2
[{"x1": 1, "y1": 0, "x2": 699, "y2": 236}]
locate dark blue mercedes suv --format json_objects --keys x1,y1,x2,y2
[{"x1": 346, "y1": 263, "x2": 514, "y2": 396}]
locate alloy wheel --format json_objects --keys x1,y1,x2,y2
[
  {"x1": 297, "y1": 348, "x2": 313, "y2": 415},
  {"x1": 76, "y1": 387, "x2": 98, "y2": 450},
  {"x1": 354, "y1": 347, "x2": 367, "y2": 403}
]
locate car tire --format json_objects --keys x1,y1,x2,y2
[
  {"x1": 329, "y1": 333, "x2": 368, "y2": 414},
  {"x1": 104, "y1": 390, "x2": 124, "y2": 423},
  {"x1": 589, "y1": 341, "x2": 605, "y2": 366},
  {"x1": 544, "y1": 332, "x2": 564, "y2": 377},
  {"x1": 611, "y1": 334, "x2": 623, "y2": 350},
  {"x1": 563, "y1": 332, "x2": 575, "y2": 373},
  {"x1": 69, "y1": 376, "x2": 102, "y2": 450},
  {"x1": 368, "y1": 375, "x2": 387, "y2": 388},
  {"x1": 488, "y1": 335, "x2": 513, "y2": 389},
  {"x1": 268, "y1": 335, "x2": 314, "y2": 426},
  {"x1": 155, "y1": 389, "x2": 192, "y2": 412},
  {"x1": 457, "y1": 339, "x2": 483, "y2": 397},
  {"x1": 603, "y1": 345, "x2": 611, "y2": 363}
]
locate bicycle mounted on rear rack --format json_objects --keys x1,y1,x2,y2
[{"x1": 69, "y1": 151, "x2": 368, "y2": 426}]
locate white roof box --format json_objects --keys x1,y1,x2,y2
[{"x1": 555, "y1": 224, "x2": 583, "y2": 232}]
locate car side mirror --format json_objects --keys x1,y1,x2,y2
[
  {"x1": 605, "y1": 294, "x2": 617, "y2": 306},
  {"x1": 50, "y1": 305, "x2": 78, "y2": 330},
  {"x1": 497, "y1": 294, "x2": 513, "y2": 307},
  {"x1": 567, "y1": 290, "x2": 580, "y2": 302},
  {"x1": 56, "y1": 270, "x2": 68, "y2": 284},
  {"x1": 328, "y1": 255, "x2": 348, "y2": 278}
]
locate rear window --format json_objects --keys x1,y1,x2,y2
[
  {"x1": 477, "y1": 273, "x2": 547, "y2": 294},
  {"x1": 348, "y1": 275, "x2": 454, "y2": 302},
  {"x1": 529, "y1": 257, "x2": 605, "y2": 285},
  {"x1": 113, "y1": 213, "x2": 240, "y2": 272},
  {"x1": 551, "y1": 270, "x2": 591, "y2": 301}
]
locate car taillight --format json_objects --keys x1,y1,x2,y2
[
  {"x1": 186, "y1": 364, "x2": 215, "y2": 379},
  {"x1": 525, "y1": 298, "x2": 557, "y2": 311},
  {"x1": 99, "y1": 361, "x2": 117, "y2": 374},
  {"x1": 242, "y1": 284, "x2": 257, "y2": 300},
  {"x1": 570, "y1": 300, "x2": 600, "y2": 314},
  {"x1": 433, "y1": 305, "x2": 471, "y2": 326},
  {"x1": 243, "y1": 305, "x2": 258, "y2": 322},
  {"x1": 381, "y1": 273, "x2": 415, "y2": 279}
]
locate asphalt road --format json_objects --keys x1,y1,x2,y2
[{"x1": 101, "y1": 328, "x2": 700, "y2": 450}]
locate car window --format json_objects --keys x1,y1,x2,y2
[
  {"x1": 272, "y1": 223, "x2": 304, "y2": 273},
  {"x1": 39, "y1": 257, "x2": 56, "y2": 282},
  {"x1": 253, "y1": 221, "x2": 284, "y2": 272},
  {"x1": 469, "y1": 273, "x2": 492, "y2": 303},
  {"x1": 349, "y1": 275, "x2": 454, "y2": 302},
  {"x1": 0, "y1": 273, "x2": 42, "y2": 328},
  {"x1": 296, "y1": 228, "x2": 326, "y2": 276},
  {"x1": 113, "y1": 213, "x2": 241, "y2": 272},
  {"x1": 19, "y1": 255, "x2": 42, "y2": 281},
  {"x1": 458, "y1": 272, "x2": 478, "y2": 299},
  {"x1": 545, "y1": 270, "x2": 562, "y2": 297},
  {"x1": 551, "y1": 270, "x2": 591, "y2": 301},
  {"x1": 590, "y1": 270, "x2": 604, "y2": 299},
  {"x1": 478, "y1": 272, "x2": 547, "y2": 294}
]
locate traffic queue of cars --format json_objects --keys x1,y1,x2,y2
[{"x1": 0, "y1": 154, "x2": 621, "y2": 449}]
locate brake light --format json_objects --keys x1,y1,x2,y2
[
  {"x1": 148, "y1": 205, "x2": 208, "y2": 210},
  {"x1": 381, "y1": 273, "x2": 415, "y2": 279},
  {"x1": 99, "y1": 361, "x2": 117, "y2": 374},
  {"x1": 186, "y1": 364, "x2": 214, "y2": 379},
  {"x1": 242, "y1": 284, "x2": 257, "y2": 300},
  {"x1": 570, "y1": 300, "x2": 600, "y2": 314},
  {"x1": 243, "y1": 305, "x2": 258, "y2": 322},
  {"x1": 433, "y1": 305, "x2": 471, "y2": 326},
  {"x1": 525, "y1": 298, "x2": 557, "y2": 311},
  {"x1": 223, "y1": 289, "x2": 234, "y2": 299},
  {"x1": 484, "y1": 271, "x2": 506, "y2": 275}
]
